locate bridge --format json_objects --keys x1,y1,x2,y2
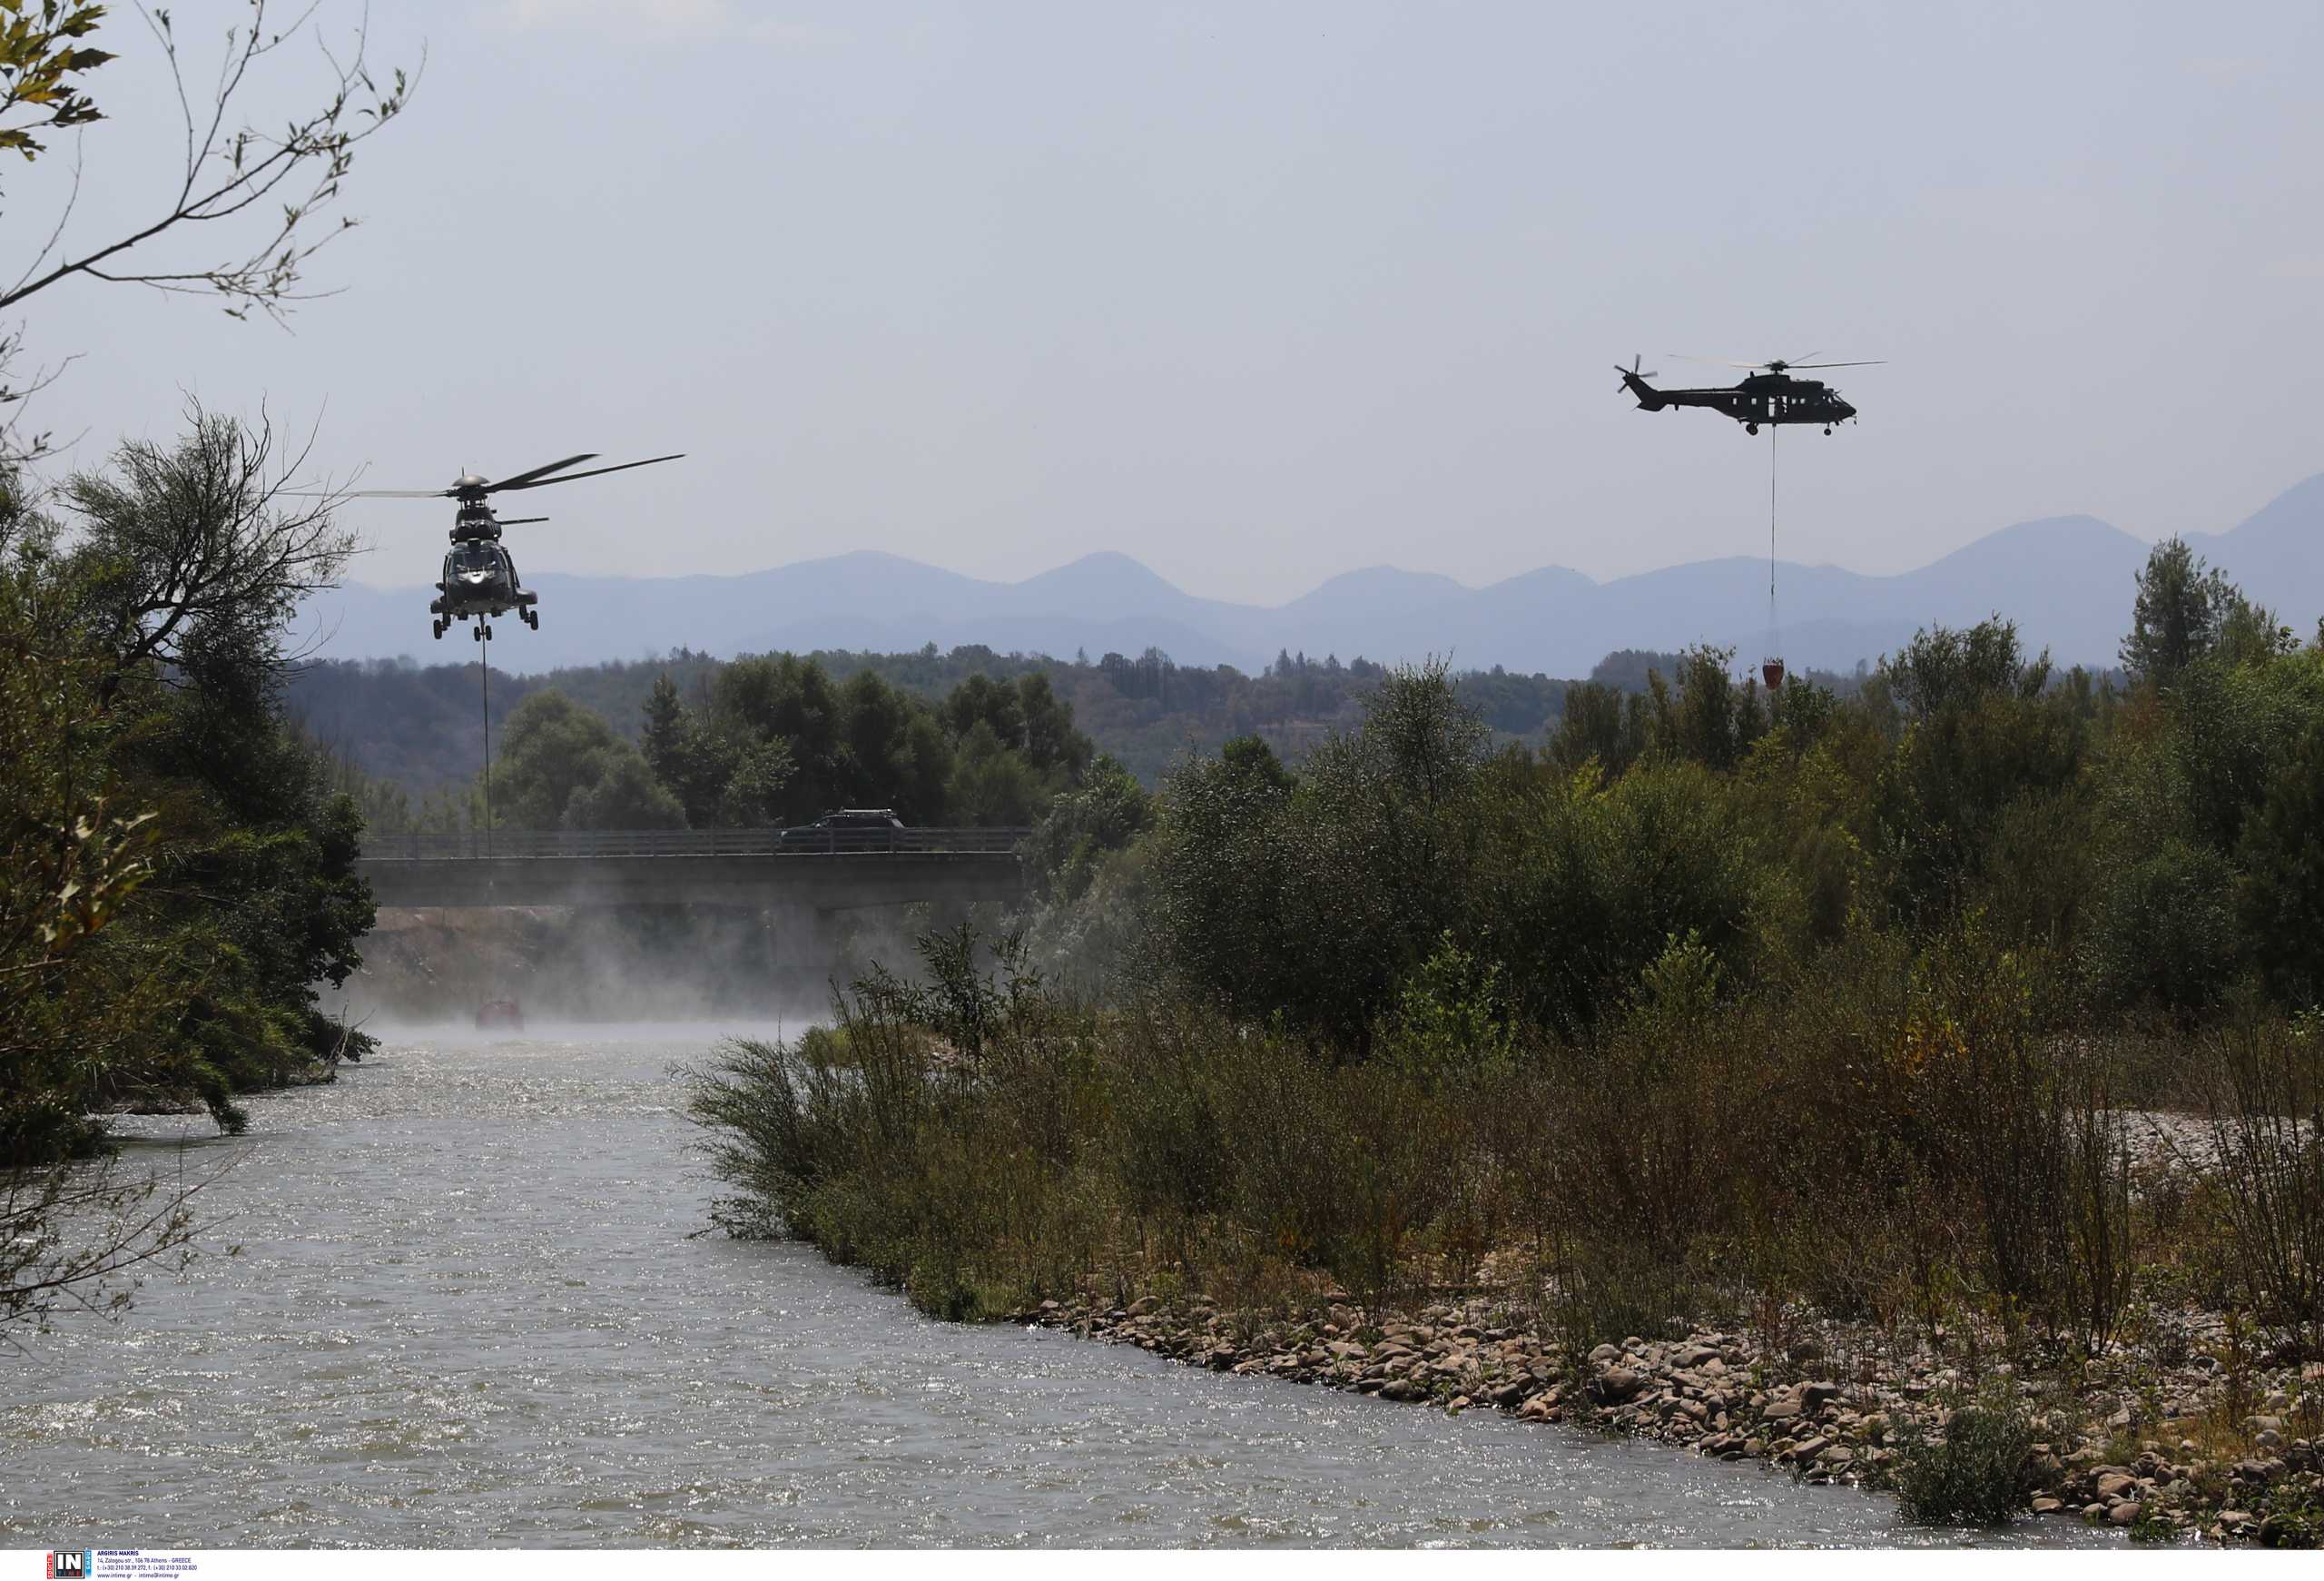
[{"x1": 355, "y1": 826, "x2": 1030, "y2": 909}]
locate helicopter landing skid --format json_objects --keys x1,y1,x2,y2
[{"x1": 438, "y1": 613, "x2": 532, "y2": 637}]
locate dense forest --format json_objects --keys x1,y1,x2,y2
[
  {"x1": 292, "y1": 642, "x2": 1728, "y2": 826},
  {"x1": 328, "y1": 657, "x2": 1102, "y2": 833}
]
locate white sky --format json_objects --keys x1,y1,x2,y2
[{"x1": 16, "y1": 0, "x2": 2324, "y2": 601}]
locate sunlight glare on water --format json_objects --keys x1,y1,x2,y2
[{"x1": 0, "y1": 1031, "x2": 2116, "y2": 1548}]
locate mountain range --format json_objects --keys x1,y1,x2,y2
[{"x1": 293, "y1": 472, "x2": 2324, "y2": 678}]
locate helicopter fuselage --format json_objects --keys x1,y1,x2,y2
[
  {"x1": 431, "y1": 535, "x2": 537, "y2": 638},
  {"x1": 1620, "y1": 370, "x2": 1856, "y2": 432}
]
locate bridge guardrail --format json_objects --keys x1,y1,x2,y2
[{"x1": 359, "y1": 827, "x2": 1031, "y2": 861}]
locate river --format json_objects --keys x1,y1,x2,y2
[{"x1": 1, "y1": 1030, "x2": 2112, "y2": 1548}]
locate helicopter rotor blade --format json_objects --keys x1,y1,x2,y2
[
  {"x1": 483, "y1": 453, "x2": 598, "y2": 492},
  {"x1": 488, "y1": 452, "x2": 684, "y2": 492},
  {"x1": 496, "y1": 516, "x2": 550, "y2": 525},
  {"x1": 280, "y1": 450, "x2": 684, "y2": 500},
  {"x1": 1667, "y1": 352, "x2": 1881, "y2": 373},
  {"x1": 279, "y1": 487, "x2": 452, "y2": 499}
]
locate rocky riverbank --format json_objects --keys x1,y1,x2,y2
[{"x1": 1020, "y1": 1287, "x2": 2323, "y2": 1546}]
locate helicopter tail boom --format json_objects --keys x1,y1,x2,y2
[{"x1": 1617, "y1": 366, "x2": 1669, "y2": 410}]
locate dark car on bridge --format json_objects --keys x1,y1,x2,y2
[{"x1": 775, "y1": 808, "x2": 910, "y2": 853}]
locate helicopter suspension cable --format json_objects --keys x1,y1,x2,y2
[
  {"x1": 1768, "y1": 424, "x2": 1778, "y2": 666},
  {"x1": 481, "y1": 638, "x2": 493, "y2": 859}
]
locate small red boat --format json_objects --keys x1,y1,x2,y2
[{"x1": 475, "y1": 998, "x2": 525, "y2": 1032}]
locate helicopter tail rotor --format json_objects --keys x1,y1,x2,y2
[{"x1": 1616, "y1": 354, "x2": 1666, "y2": 409}]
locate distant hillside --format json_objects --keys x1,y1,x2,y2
[{"x1": 293, "y1": 472, "x2": 2324, "y2": 678}]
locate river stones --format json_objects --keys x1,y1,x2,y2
[
  {"x1": 1011, "y1": 1281, "x2": 2324, "y2": 1545},
  {"x1": 1588, "y1": 1366, "x2": 1646, "y2": 1406},
  {"x1": 1759, "y1": 1393, "x2": 1803, "y2": 1425}
]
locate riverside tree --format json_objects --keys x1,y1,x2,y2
[
  {"x1": 493, "y1": 690, "x2": 684, "y2": 830},
  {"x1": 3, "y1": 412, "x2": 378, "y2": 1336},
  {"x1": 2122, "y1": 537, "x2": 2247, "y2": 687},
  {"x1": 0, "y1": 0, "x2": 407, "y2": 1339},
  {"x1": 625, "y1": 657, "x2": 1095, "y2": 829}
]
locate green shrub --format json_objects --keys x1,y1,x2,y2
[
  {"x1": 2084, "y1": 836, "x2": 2240, "y2": 1013},
  {"x1": 1546, "y1": 1240, "x2": 1691, "y2": 1360},
  {"x1": 1893, "y1": 1389, "x2": 2035, "y2": 1527},
  {"x1": 1379, "y1": 931, "x2": 1517, "y2": 1092},
  {"x1": 2256, "y1": 1482, "x2": 2323, "y2": 1549},
  {"x1": 2240, "y1": 713, "x2": 2324, "y2": 1003}
]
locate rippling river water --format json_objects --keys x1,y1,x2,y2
[{"x1": 2, "y1": 1031, "x2": 2112, "y2": 1547}]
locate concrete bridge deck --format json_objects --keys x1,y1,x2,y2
[{"x1": 357, "y1": 827, "x2": 1029, "y2": 909}]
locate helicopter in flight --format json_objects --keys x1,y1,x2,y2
[
  {"x1": 1616, "y1": 355, "x2": 1878, "y2": 435},
  {"x1": 325, "y1": 452, "x2": 683, "y2": 640}
]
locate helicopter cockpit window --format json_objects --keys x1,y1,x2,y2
[{"x1": 449, "y1": 544, "x2": 498, "y2": 577}]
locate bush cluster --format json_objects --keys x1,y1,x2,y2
[{"x1": 690, "y1": 539, "x2": 2324, "y2": 1378}]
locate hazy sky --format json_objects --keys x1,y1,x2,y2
[{"x1": 21, "y1": 0, "x2": 2324, "y2": 601}]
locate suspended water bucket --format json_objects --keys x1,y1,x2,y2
[{"x1": 1761, "y1": 658, "x2": 1786, "y2": 693}]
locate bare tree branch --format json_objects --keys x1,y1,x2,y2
[
  {"x1": 0, "y1": 2, "x2": 418, "y2": 472},
  {"x1": 2, "y1": 4, "x2": 418, "y2": 321},
  {"x1": 0, "y1": 1142, "x2": 240, "y2": 1348}
]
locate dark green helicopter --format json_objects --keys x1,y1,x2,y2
[
  {"x1": 327, "y1": 451, "x2": 683, "y2": 641},
  {"x1": 1616, "y1": 354, "x2": 1879, "y2": 435}
]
